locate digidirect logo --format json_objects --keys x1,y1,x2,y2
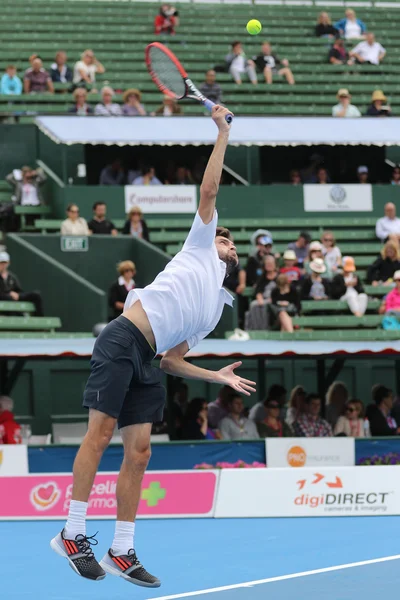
[
  {"x1": 30, "y1": 482, "x2": 61, "y2": 511},
  {"x1": 330, "y1": 185, "x2": 347, "y2": 205},
  {"x1": 287, "y1": 445, "x2": 307, "y2": 467}
]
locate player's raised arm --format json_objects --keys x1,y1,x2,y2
[{"x1": 198, "y1": 105, "x2": 233, "y2": 224}]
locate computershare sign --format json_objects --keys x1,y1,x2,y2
[
  {"x1": 266, "y1": 438, "x2": 355, "y2": 468},
  {"x1": 124, "y1": 185, "x2": 197, "y2": 214},
  {"x1": 215, "y1": 466, "x2": 400, "y2": 517},
  {"x1": 303, "y1": 184, "x2": 373, "y2": 212}
]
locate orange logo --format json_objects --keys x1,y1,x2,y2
[
  {"x1": 287, "y1": 445, "x2": 307, "y2": 467},
  {"x1": 30, "y1": 482, "x2": 61, "y2": 511}
]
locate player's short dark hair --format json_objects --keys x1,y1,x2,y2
[
  {"x1": 93, "y1": 201, "x2": 106, "y2": 210},
  {"x1": 216, "y1": 226, "x2": 232, "y2": 240}
]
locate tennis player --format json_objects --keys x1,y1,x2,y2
[{"x1": 50, "y1": 105, "x2": 256, "y2": 587}]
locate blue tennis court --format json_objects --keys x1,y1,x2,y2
[{"x1": 1, "y1": 516, "x2": 400, "y2": 600}]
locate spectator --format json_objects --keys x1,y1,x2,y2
[
  {"x1": 287, "y1": 232, "x2": 311, "y2": 267},
  {"x1": 301, "y1": 258, "x2": 330, "y2": 300},
  {"x1": 334, "y1": 9, "x2": 367, "y2": 40},
  {"x1": 350, "y1": 32, "x2": 386, "y2": 65},
  {"x1": 99, "y1": 159, "x2": 125, "y2": 186},
  {"x1": 249, "y1": 384, "x2": 286, "y2": 423},
  {"x1": 280, "y1": 250, "x2": 302, "y2": 282},
  {"x1": 199, "y1": 70, "x2": 223, "y2": 105},
  {"x1": 253, "y1": 41, "x2": 295, "y2": 85},
  {"x1": 316, "y1": 167, "x2": 330, "y2": 184},
  {"x1": 332, "y1": 88, "x2": 361, "y2": 118},
  {"x1": 88, "y1": 202, "x2": 117, "y2": 235},
  {"x1": 285, "y1": 385, "x2": 306, "y2": 427},
  {"x1": 0, "y1": 396, "x2": 21, "y2": 444},
  {"x1": 289, "y1": 169, "x2": 302, "y2": 185},
  {"x1": 50, "y1": 51, "x2": 73, "y2": 84},
  {"x1": 391, "y1": 167, "x2": 400, "y2": 185},
  {"x1": 108, "y1": 260, "x2": 136, "y2": 318},
  {"x1": 328, "y1": 38, "x2": 351, "y2": 65},
  {"x1": 0, "y1": 65, "x2": 22, "y2": 95},
  {"x1": 154, "y1": 3, "x2": 179, "y2": 35},
  {"x1": 367, "y1": 241, "x2": 400, "y2": 286},
  {"x1": 315, "y1": 12, "x2": 337, "y2": 38},
  {"x1": 293, "y1": 393, "x2": 333, "y2": 437},
  {"x1": 366, "y1": 89, "x2": 391, "y2": 117},
  {"x1": 122, "y1": 206, "x2": 150, "y2": 241},
  {"x1": 257, "y1": 398, "x2": 293, "y2": 438},
  {"x1": 223, "y1": 262, "x2": 246, "y2": 295},
  {"x1": 325, "y1": 381, "x2": 349, "y2": 429},
  {"x1": 334, "y1": 399, "x2": 369, "y2": 436},
  {"x1": 246, "y1": 255, "x2": 277, "y2": 330},
  {"x1": 131, "y1": 166, "x2": 162, "y2": 186},
  {"x1": 246, "y1": 230, "x2": 274, "y2": 287},
  {"x1": 381, "y1": 270, "x2": 400, "y2": 314},
  {"x1": 174, "y1": 166, "x2": 194, "y2": 185},
  {"x1": 366, "y1": 385, "x2": 400, "y2": 436},
  {"x1": 0, "y1": 251, "x2": 43, "y2": 316},
  {"x1": 24, "y1": 58, "x2": 54, "y2": 94},
  {"x1": 270, "y1": 274, "x2": 301, "y2": 332},
  {"x1": 60, "y1": 204, "x2": 89, "y2": 236},
  {"x1": 95, "y1": 86, "x2": 122, "y2": 116},
  {"x1": 375, "y1": 202, "x2": 400, "y2": 243},
  {"x1": 155, "y1": 96, "x2": 183, "y2": 116},
  {"x1": 321, "y1": 231, "x2": 342, "y2": 272},
  {"x1": 122, "y1": 88, "x2": 146, "y2": 116},
  {"x1": 219, "y1": 395, "x2": 259, "y2": 440},
  {"x1": 182, "y1": 398, "x2": 219, "y2": 440},
  {"x1": 208, "y1": 385, "x2": 235, "y2": 429},
  {"x1": 225, "y1": 41, "x2": 257, "y2": 85},
  {"x1": 73, "y1": 49, "x2": 105, "y2": 88},
  {"x1": 69, "y1": 88, "x2": 93, "y2": 115},
  {"x1": 357, "y1": 165, "x2": 369, "y2": 183},
  {"x1": 305, "y1": 241, "x2": 332, "y2": 278},
  {"x1": 331, "y1": 256, "x2": 368, "y2": 316},
  {"x1": 6, "y1": 166, "x2": 46, "y2": 206}
]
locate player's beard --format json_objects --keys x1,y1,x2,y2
[{"x1": 224, "y1": 255, "x2": 238, "y2": 276}]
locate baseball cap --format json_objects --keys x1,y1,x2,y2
[
  {"x1": 343, "y1": 256, "x2": 356, "y2": 272},
  {"x1": 357, "y1": 165, "x2": 368, "y2": 174},
  {"x1": 394, "y1": 270, "x2": 400, "y2": 281},
  {"x1": 337, "y1": 88, "x2": 350, "y2": 98},
  {"x1": 0, "y1": 252, "x2": 10, "y2": 263},
  {"x1": 259, "y1": 235, "x2": 273, "y2": 246},
  {"x1": 310, "y1": 241, "x2": 323, "y2": 251},
  {"x1": 309, "y1": 258, "x2": 327, "y2": 274},
  {"x1": 283, "y1": 249, "x2": 296, "y2": 260}
]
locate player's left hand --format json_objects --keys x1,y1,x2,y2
[
  {"x1": 212, "y1": 105, "x2": 234, "y2": 132},
  {"x1": 216, "y1": 361, "x2": 256, "y2": 396}
]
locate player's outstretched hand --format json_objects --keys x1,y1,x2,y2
[
  {"x1": 216, "y1": 361, "x2": 256, "y2": 396},
  {"x1": 211, "y1": 105, "x2": 233, "y2": 132}
]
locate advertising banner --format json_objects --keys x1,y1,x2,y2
[
  {"x1": 0, "y1": 470, "x2": 219, "y2": 520},
  {"x1": 266, "y1": 438, "x2": 355, "y2": 468},
  {"x1": 215, "y1": 466, "x2": 400, "y2": 517},
  {"x1": 303, "y1": 184, "x2": 372, "y2": 212},
  {"x1": 124, "y1": 185, "x2": 197, "y2": 214},
  {"x1": 0, "y1": 445, "x2": 28, "y2": 476}
]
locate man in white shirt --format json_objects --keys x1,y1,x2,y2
[
  {"x1": 350, "y1": 32, "x2": 386, "y2": 65},
  {"x1": 376, "y1": 202, "x2": 400, "y2": 242},
  {"x1": 51, "y1": 105, "x2": 256, "y2": 587}
]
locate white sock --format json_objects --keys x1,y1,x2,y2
[
  {"x1": 111, "y1": 521, "x2": 135, "y2": 556},
  {"x1": 64, "y1": 500, "x2": 88, "y2": 539}
]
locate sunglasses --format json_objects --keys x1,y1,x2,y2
[
  {"x1": 323, "y1": 238, "x2": 334, "y2": 242},
  {"x1": 268, "y1": 404, "x2": 280, "y2": 409},
  {"x1": 346, "y1": 407, "x2": 357, "y2": 413}
]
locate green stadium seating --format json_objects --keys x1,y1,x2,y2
[
  {"x1": 0, "y1": 316, "x2": 61, "y2": 331},
  {"x1": 300, "y1": 299, "x2": 381, "y2": 313},
  {"x1": 225, "y1": 330, "x2": 398, "y2": 341},
  {"x1": 0, "y1": 301, "x2": 35, "y2": 313},
  {"x1": 293, "y1": 315, "x2": 382, "y2": 328}
]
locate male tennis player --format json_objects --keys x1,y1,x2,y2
[{"x1": 50, "y1": 105, "x2": 256, "y2": 587}]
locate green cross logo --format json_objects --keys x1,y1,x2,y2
[{"x1": 141, "y1": 481, "x2": 166, "y2": 507}]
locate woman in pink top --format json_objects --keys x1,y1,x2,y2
[{"x1": 382, "y1": 270, "x2": 400, "y2": 313}]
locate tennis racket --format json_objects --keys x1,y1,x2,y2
[{"x1": 145, "y1": 42, "x2": 233, "y2": 124}]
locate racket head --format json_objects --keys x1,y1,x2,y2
[{"x1": 145, "y1": 42, "x2": 187, "y2": 100}]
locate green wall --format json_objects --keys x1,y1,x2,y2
[{"x1": 0, "y1": 125, "x2": 37, "y2": 178}]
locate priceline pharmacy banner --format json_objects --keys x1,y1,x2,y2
[
  {"x1": 124, "y1": 185, "x2": 197, "y2": 214},
  {"x1": 266, "y1": 438, "x2": 355, "y2": 468}
]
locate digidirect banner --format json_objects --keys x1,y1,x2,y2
[
  {"x1": 215, "y1": 466, "x2": 400, "y2": 517},
  {"x1": 0, "y1": 470, "x2": 219, "y2": 520},
  {"x1": 266, "y1": 438, "x2": 355, "y2": 468},
  {"x1": 124, "y1": 185, "x2": 197, "y2": 214}
]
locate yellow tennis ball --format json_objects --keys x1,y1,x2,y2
[{"x1": 246, "y1": 19, "x2": 262, "y2": 35}]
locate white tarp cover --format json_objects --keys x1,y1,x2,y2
[{"x1": 35, "y1": 116, "x2": 400, "y2": 147}]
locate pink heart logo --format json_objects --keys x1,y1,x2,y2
[{"x1": 37, "y1": 484, "x2": 55, "y2": 501}]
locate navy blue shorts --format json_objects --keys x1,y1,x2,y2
[{"x1": 83, "y1": 316, "x2": 166, "y2": 429}]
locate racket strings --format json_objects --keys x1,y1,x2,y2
[{"x1": 148, "y1": 46, "x2": 186, "y2": 99}]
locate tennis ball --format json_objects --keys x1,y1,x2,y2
[{"x1": 246, "y1": 19, "x2": 262, "y2": 35}]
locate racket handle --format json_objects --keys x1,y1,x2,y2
[{"x1": 203, "y1": 99, "x2": 233, "y2": 124}]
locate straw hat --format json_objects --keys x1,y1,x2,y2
[
  {"x1": 309, "y1": 258, "x2": 327, "y2": 274},
  {"x1": 371, "y1": 89, "x2": 387, "y2": 103},
  {"x1": 337, "y1": 88, "x2": 351, "y2": 99},
  {"x1": 123, "y1": 88, "x2": 142, "y2": 103},
  {"x1": 283, "y1": 249, "x2": 297, "y2": 260},
  {"x1": 343, "y1": 256, "x2": 356, "y2": 272}
]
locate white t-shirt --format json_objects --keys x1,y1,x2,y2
[
  {"x1": 231, "y1": 55, "x2": 246, "y2": 73},
  {"x1": 322, "y1": 246, "x2": 342, "y2": 270},
  {"x1": 352, "y1": 41, "x2": 385, "y2": 65},
  {"x1": 73, "y1": 61, "x2": 97, "y2": 84},
  {"x1": 21, "y1": 183, "x2": 39, "y2": 206},
  {"x1": 345, "y1": 20, "x2": 362, "y2": 39},
  {"x1": 376, "y1": 216, "x2": 400, "y2": 241},
  {"x1": 124, "y1": 210, "x2": 234, "y2": 353}
]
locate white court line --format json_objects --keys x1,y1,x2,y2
[{"x1": 149, "y1": 554, "x2": 400, "y2": 600}]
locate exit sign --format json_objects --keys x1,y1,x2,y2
[{"x1": 60, "y1": 236, "x2": 89, "y2": 252}]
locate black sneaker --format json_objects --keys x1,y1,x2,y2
[
  {"x1": 100, "y1": 548, "x2": 161, "y2": 587},
  {"x1": 50, "y1": 529, "x2": 106, "y2": 581}
]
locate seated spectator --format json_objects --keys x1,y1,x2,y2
[
  {"x1": 375, "y1": 202, "x2": 400, "y2": 242},
  {"x1": 99, "y1": 159, "x2": 125, "y2": 186},
  {"x1": 225, "y1": 41, "x2": 257, "y2": 85},
  {"x1": 0, "y1": 396, "x2": 21, "y2": 444},
  {"x1": 0, "y1": 65, "x2": 22, "y2": 95},
  {"x1": 366, "y1": 89, "x2": 391, "y2": 117},
  {"x1": 208, "y1": 385, "x2": 235, "y2": 429},
  {"x1": 316, "y1": 167, "x2": 330, "y2": 184},
  {"x1": 50, "y1": 51, "x2": 73, "y2": 84},
  {"x1": 285, "y1": 385, "x2": 306, "y2": 427},
  {"x1": 219, "y1": 394, "x2": 259, "y2": 440},
  {"x1": 155, "y1": 96, "x2": 183, "y2": 116},
  {"x1": 131, "y1": 166, "x2": 162, "y2": 186},
  {"x1": 334, "y1": 399, "x2": 368, "y2": 436},
  {"x1": 332, "y1": 88, "x2": 361, "y2": 118},
  {"x1": 253, "y1": 41, "x2": 295, "y2": 85},
  {"x1": 270, "y1": 274, "x2": 301, "y2": 332},
  {"x1": 289, "y1": 169, "x2": 302, "y2": 185},
  {"x1": 280, "y1": 250, "x2": 302, "y2": 282},
  {"x1": 122, "y1": 206, "x2": 150, "y2": 241},
  {"x1": 88, "y1": 202, "x2": 117, "y2": 235},
  {"x1": 334, "y1": 9, "x2": 367, "y2": 40},
  {"x1": 293, "y1": 393, "x2": 333, "y2": 437},
  {"x1": 315, "y1": 12, "x2": 337, "y2": 38},
  {"x1": 154, "y1": 3, "x2": 179, "y2": 35},
  {"x1": 321, "y1": 231, "x2": 342, "y2": 272},
  {"x1": 249, "y1": 384, "x2": 286, "y2": 423},
  {"x1": 199, "y1": 70, "x2": 223, "y2": 105},
  {"x1": 328, "y1": 38, "x2": 351, "y2": 65},
  {"x1": 60, "y1": 204, "x2": 89, "y2": 236},
  {"x1": 108, "y1": 260, "x2": 136, "y2": 318},
  {"x1": 182, "y1": 398, "x2": 219, "y2": 440},
  {"x1": 95, "y1": 86, "x2": 122, "y2": 116},
  {"x1": 357, "y1": 165, "x2": 369, "y2": 183},
  {"x1": 0, "y1": 251, "x2": 43, "y2": 316},
  {"x1": 301, "y1": 258, "x2": 330, "y2": 300},
  {"x1": 257, "y1": 398, "x2": 293, "y2": 438},
  {"x1": 175, "y1": 166, "x2": 194, "y2": 185},
  {"x1": 350, "y1": 32, "x2": 386, "y2": 65},
  {"x1": 6, "y1": 166, "x2": 46, "y2": 206},
  {"x1": 325, "y1": 381, "x2": 349, "y2": 429},
  {"x1": 381, "y1": 270, "x2": 400, "y2": 314},
  {"x1": 367, "y1": 241, "x2": 400, "y2": 286},
  {"x1": 246, "y1": 229, "x2": 274, "y2": 287},
  {"x1": 73, "y1": 49, "x2": 105, "y2": 89},
  {"x1": 391, "y1": 167, "x2": 400, "y2": 185},
  {"x1": 246, "y1": 255, "x2": 277, "y2": 330},
  {"x1": 305, "y1": 241, "x2": 332, "y2": 278},
  {"x1": 287, "y1": 231, "x2": 311, "y2": 267},
  {"x1": 69, "y1": 88, "x2": 93, "y2": 115},
  {"x1": 122, "y1": 88, "x2": 146, "y2": 116},
  {"x1": 366, "y1": 385, "x2": 400, "y2": 436},
  {"x1": 331, "y1": 256, "x2": 368, "y2": 316},
  {"x1": 24, "y1": 58, "x2": 54, "y2": 94}
]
